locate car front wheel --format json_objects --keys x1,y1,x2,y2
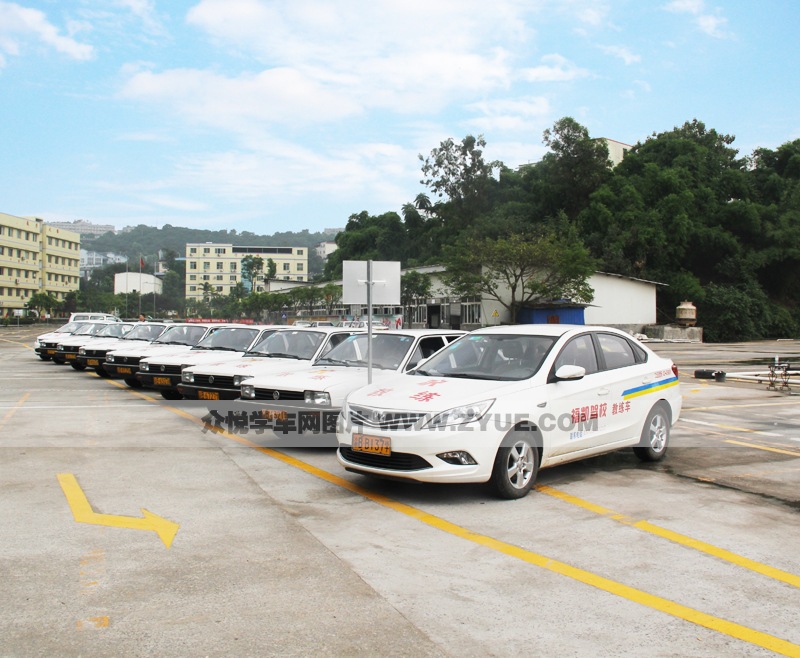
[
  {"x1": 490, "y1": 435, "x2": 539, "y2": 499},
  {"x1": 70, "y1": 363, "x2": 86, "y2": 371},
  {"x1": 634, "y1": 403, "x2": 670, "y2": 462}
]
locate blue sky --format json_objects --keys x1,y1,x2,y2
[{"x1": 1, "y1": 1, "x2": 797, "y2": 235}]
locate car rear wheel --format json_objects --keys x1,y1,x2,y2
[
  {"x1": 634, "y1": 403, "x2": 670, "y2": 462},
  {"x1": 490, "y1": 435, "x2": 539, "y2": 499}
]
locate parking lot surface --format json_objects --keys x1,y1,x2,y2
[{"x1": 1, "y1": 326, "x2": 799, "y2": 656}]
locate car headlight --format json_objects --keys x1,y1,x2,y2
[
  {"x1": 34, "y1": 338, "x2": 42, "y2": 347},
  {"x1": 140, "y1": 362, "x2": 150, "y2": 372},
  {"x1": 233, "y1": 375, "x2": 252, "y2": 386},
  {"x1": 57, "y1": 344, "x2": 64, "y2": 351},
  {"x1": 106, "y1": 354, "x2": 115, "y2": 363},
  {"x1": 422, "y1": 400, "x2": 495, "y2": 429},
  {"x1": 241, "y1": 384, "x2": 255, "y2": 399},
  {"x1": 182, "y1": 371, "x2": 195, "y2": 383},
  {"x1": 78, "y1": 347, "x2": 86, "y2": 355},
  {"x1": 304, "y1": 391, "x2": 331, "y2": 406}
]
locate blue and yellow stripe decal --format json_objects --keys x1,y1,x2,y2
[{"x1": 623, "y1": 376, "x2": 679, "y2": 400}]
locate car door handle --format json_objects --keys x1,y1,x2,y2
[{"x1": 597, "y1": 388, "x2": 610, "y2": 396}]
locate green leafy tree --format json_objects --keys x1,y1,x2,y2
[
  {"x1": 265, "y1": 258, "x2": 277, "y2": 280},
  {"x1": 26, "y1": 292, "x2": 61, "y2": 317},
  {"x1": 443, "y1": 230, "x2": 595, "y2": 324},
  {"x1": 241, "y1": 255, "x2": 265, "y2": 292},
  {"x1": 400, "y1": 271, "x2": 432, "y2": 328},
  {"x1": 320, "y1": 283, "x2": 342, "y2": 315}
]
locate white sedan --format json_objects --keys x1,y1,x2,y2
[{"x1": 337, "y1": 325, "x2": 681, "y2": 499}]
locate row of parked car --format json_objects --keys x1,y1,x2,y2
[{"x1": 33, "y1": 318, "x2": 682, "y2": 499}]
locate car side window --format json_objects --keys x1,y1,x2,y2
[
  {"x1": 554, "y1": 335, "x2": 599, "y2": 375},
  {"x1": 597, "y1": 333, "x2": 638, "y2": 370},
  {"x1": 406, "y1": 337, "x2": 445, "y2": 371}
]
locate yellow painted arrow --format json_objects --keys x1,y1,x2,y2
[{"x1": 57, "y1": 473, "x2": 179, "y2": 548}]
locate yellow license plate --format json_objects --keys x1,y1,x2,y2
[
  {"x1": 259, "y1": 409, "x2": 287, "y2": 421},
  {"x1": 153, "y1": 376, "x2": 171, "y2": 386},
  {"x1": 117, "y1": 367, "x2": 132, "y2": 374},
  {"x1": 352, "y1": 433, "x2": 391, "y2": 456},
  {"x1": 87, "y1": 359, "x2": 99, "y2": 366},
  {"x1": 198, "y1": 390, "x2": 219, "y2": 400},
  {"x1": 46, "y1": 350, "x2": 56, "y2": 355},
  {"x1": 65, "y1": 354, "x2": 76, "y2": 360}
]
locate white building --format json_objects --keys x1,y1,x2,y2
[
  {"x1": 315, "y1": 241, "x2": 338, "y2": 260},
  {"x1": 114, "y1": 272, "x2": 162, "y2": 295},
  {"x1": 80, "y1": 250, "x2": 128, "y2": 278}
]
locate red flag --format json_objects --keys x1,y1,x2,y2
[{"x1": 139, "y1": 257, "x2": 145, "y2": 269}]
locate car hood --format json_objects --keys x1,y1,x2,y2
[
  {"x1": 249, "y1": 366, "x2": 400, "y2": 396},
  {"x1": 110, "y1": 344, "x2": 194, "y2": 359},
  {"x1": 345, "y1": 374, "x2": 531, "y2": 412},
  {"x1": 143, "y1": 350, "x2": 248, "y2": 367},
  {"x1": 191, "y1": 356, "x2": 314, "y2": 377}
]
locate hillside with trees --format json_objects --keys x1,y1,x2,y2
[{"x1": 324, "y1": 118, "x2": 799, "y2": 342}]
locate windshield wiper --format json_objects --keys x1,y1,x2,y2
[
  {"x1": 315, "y1": 358, "x2": 351, "y2": 366},
  {"x1": 265, "y1": 353, "x2": 304, "y2": 360}
]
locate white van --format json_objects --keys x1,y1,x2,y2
[{"x1": 68, "y1": 312, "x2": 121, "y2": 323}]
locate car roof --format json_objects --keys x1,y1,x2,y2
[
  {"x1": 348, "y1": 329, "x2": 465, "y2": 338},
  {"x1": 470, "y1": 324, "x2": 625, "y2": 338}
]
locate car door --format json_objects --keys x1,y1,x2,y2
[
  {"x1": 543, "y1": 332, "x2": 613, "y2": 458},
  {"x1": 592, "y1": 331, "x2": 654, "y2": 445}
]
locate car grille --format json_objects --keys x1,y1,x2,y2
[
  {"x1": 252, "y1": 388, "x2": 305, "y2": 401},
  {"x1": 193, "y1": 374, "x2": 235, "y2": 388},
  {"x1": 83, "y1": 349, "x2": 108, "y2": 357},
  {"x1": 150, "y1": 364, "x2": 182, "y2": 375},
  {"x1": 339, "y1": 447, "x2": 432, "y2": 471},
  {"x1": 113, "y1": 356, "x2": 140, "y2": 365},
  {"x1": 348, "y1": 404, "x2": 427, "y2": 431},
  {"x1": 61, "y1": 345, "x2": 80, "y2": 353},
  {"x1": 42, "y1": 341, "x2": 60, "y2": 349}
]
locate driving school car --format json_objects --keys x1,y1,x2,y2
[
  {"x1": 178, "y1": 327, "x2": 362, "y2": 401},
  {"x1": 75, "y1": 322, "x2": 168, "y2": 375},
  {"x1": 103, "y1": 323, "x2": 215, "y2": 384},
  {"x1": 54, "y1": 322, "x2": 134, "y2": 369},
  {"x1": 34, "y1": 321, "x2": 87, "y2": 360},
  {"x1": 237, "y1": 329, "x2": 464, "y2": 434},
  {"x1": 337, "y1": 325, "x2": 682, "y2": 500},
  {"x1": 138, "y1": 325, "x2": 280, "y2": 400}
]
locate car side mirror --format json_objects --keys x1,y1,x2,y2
[{"x1": 554, "y1": 365, "x2": 586, "y2": 381}]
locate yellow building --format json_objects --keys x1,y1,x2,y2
[
  {"x1": 0, "y1": 212, "x2": 81, "y2": 318},
  {"x1": 185, "y1": 242, "x2": 308, "y2": 301}
]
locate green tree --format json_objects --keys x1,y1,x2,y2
[
  {"x1": 241, "y1": 255, "x2": 265, "y2": 291},
  {"x1": 443, "y1": 231, "x2": 595, "y2": 324},
  {"x1": 26, "y1": 292, "x2": 61, "y2": 317},
  {"x1": 400, "y1": 271, "x2": 432, "y2": 328}
]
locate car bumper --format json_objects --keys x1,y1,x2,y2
[
  {"x1": 138, "y1": 372, "x2": 182, "y2": 390},
  {"x1": 335, "y1": 424, "x2": 503, "y2": 484},
  {"x1": 75, "y1": 355, "x2": 106, "y2": 369},
  {"x1": 176, "y1": 384, "x2": 240, "y2": 401},
  {"x1": 103, "y1": 363, "x2": 139, "y2": 378}
]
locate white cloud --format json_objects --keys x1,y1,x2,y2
[
  {"x1": 599, "y1": 45, "x2": 641, "y2": 65},
  {"x1": 463, "y1": 97, "x2": 551, "y2": 133},
  {"x1": 115, "y1": 0, "x2": 166, "y2": 36},
  {"x1": 0, "y1": 1, "x2": 94, "y2": 63},
  {"x1": 521, "y1": 54, "x2": 589, "y2": 82},
  {"x1": 663, "y1": 0, "x2": 731, "y2": 38}
]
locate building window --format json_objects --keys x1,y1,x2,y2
[
  {"x1": 230, "y1": 263, "x2": 237, "y2": 272},
  {"x1": 189, "y1": 275, "x2": 196, "y2": 281},
  {"x1": 216, "y1": 275, "x2": 223, "y2": 281},
  {"x1": 216, "y1": 262, "x2": 223, "y2": 270},
  {"x1": 297, "y1": 249, "x2": 303, "y2": 255},
  {"x1": 203, "y1": 247, "x2": 210, "y2": 254},
  {"x1": 203, "y1": 262, "x2": 210, "y2": 270},
  {"x1": 230, "y1": 275, "x2": 237, "y2": 281},
  {"x1": 189, "y1": 261, "x2": 197, "y2": 270},
  {"x1": 215, "y1": 248, "x2": 225, "y2": 254},
  {"x1": 190, "y1": 247, "x2": 197, "y2": 254},
  {"x1": 216, "y1": 286, "x2": 223, "y2": 292},
  {"x1": 462, "y1": 302, "x2": 481, "y2": 325},
  {"x1": 283, "y1": 263, "x2": 290, "y2": 271},
  {"x1": 189, "y1": 285, "x2": 197, "y2": 292}
]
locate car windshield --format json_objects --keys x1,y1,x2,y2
[
  {"x1": 55, "y1": 322, "x2": 83, "y2": 333},
  {"x1": 120, "y1": 324, "x2": 165, "y2": 341},
  {"x1": 414, "y1": 334, "x2": 556, "y2": 381},
  {"x1": 247, "y1": 330, "x2": 324, "y2": 359},
  {"x1": 96, "y1": 323, "x2": 132, "y2": 338},
  {"x1": 73, "y1": 322, "x2": 109, "y2": 336},
  {"x1": 194, "y1": 327, "x2": 260, "y2": 351},
  {"x1": 153, "y1": 325, "x2": 208, "y2": 346},
  {"x1": 316, "y1": 334, "x2": 414, "y2": 370}
]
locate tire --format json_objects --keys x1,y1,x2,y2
[
  {"x1": 694, "y1": 369, "x2": 715, "y2": 379},
  {"x1": 634, "y1": 403, "x2": 670, "y2": 462},
  {"x1": 489, "y1": 434, "x2": 539, "y2": 499},
  {"x1": 70, "y1": 363, "x2": 86, "y2": 371},
  {"x1": 95, "y1": 368, "x2": 110, "y2": 378},
  {"x1": 160, "y1": 389, "x2": 183, "y2": 400},
  {"x1": 38, "y1": 355, "x2": 51, "y2": 361},
  {"x1": 124, "y1": 377, "x2": 142, "y2": 388}
]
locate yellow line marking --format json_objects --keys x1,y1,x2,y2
[
  {"x1": 98, "y1": 382, "x2": 800, "y2": 655},
  {"x1": 57, "y1": 473, "x2": 179, "y2": 548},
  {"x1": 723, "y1": 440, "x2": 800, "y2": 457},
  {"x1": 200, "y1": 428, "x2": 800, "y2": 656},
  {"x1": 535, "y1": 485, "x2": 800, "y2": 589},
  {"x1": 0, "y1": 392, "x2": 31, "y2": 431}
]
